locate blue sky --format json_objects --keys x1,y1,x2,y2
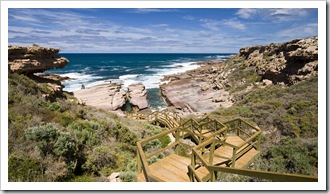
[{"x1": 8, "y1": 8, "x2": 318, "y2": 53}]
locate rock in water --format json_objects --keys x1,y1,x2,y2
[
  {"x1": 127, "y1": 83, "x2": 148, "y2": 110},
  {"x1": 8, "y1": 45, "x2": 69, "y2": 74}
]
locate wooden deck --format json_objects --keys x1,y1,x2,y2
[
  {"x1": 136, "y1": 113, "x2": 318, "y2": 182},
  {"x1": 137, "y1": 154, "x2": 209, "y2": 182},
  {"x1": 137, "y1": 136, "x2": 259, "y2": 182},
  {"x1": 211, "y1": 136, "x2": 259, "y2": 168}
]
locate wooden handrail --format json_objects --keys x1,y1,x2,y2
[
  {"x1": 146, "y1": 141, "x2": 179, "y2": 159},
  {"x1": 139, "y1": 127, "x2": 177, "y2": 145},
  {"x1": 236, "y1": 131, "x2": 261, "y2": 149},
  {"x1": 137, "y1": 141, "x2": 151, "y2": 181},
  {"x1": 207, "y1": 166, "x2": 318, "y2": 182}
]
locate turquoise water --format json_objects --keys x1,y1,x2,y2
[{"x1": 48, "y1": 53, "x2": 233, "y2": 109}]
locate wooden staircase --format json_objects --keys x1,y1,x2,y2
[{"x1": 136, "y1": 111, "x2": 318, "y2": 182}]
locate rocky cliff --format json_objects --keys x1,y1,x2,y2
[
  {"x1": 8, "y1": 45, "x2": 69, "y2": 74},
  {"x1": 160, "y1": 37, "x2": 318, "y2": 116},
  {"x1": 239, "y1": 36, "x2": 318, "y2": 85},
  {"x1": 8, "y1": 45, "x2": 70, "y2": 95}
]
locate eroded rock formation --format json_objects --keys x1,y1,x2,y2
[
  {"x1": 239, "y1": 36, "x2": 318, "y2": 85},
  {"x1": 8, "y1": 45, "x2": 69, "y2": 74},
  {"x1": 127, "y1": 83, "x2": 148, "y2": 111}
]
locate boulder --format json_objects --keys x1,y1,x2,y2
[
  {"x1": 262, "y1": 79, "x2": 273, "y2": 86},
  {"x1": 111, "y1": 90, "x2": 127, "y2": 111},
  {"x1": 127, "y1": 83, "x2": 148, "y2": 110}
]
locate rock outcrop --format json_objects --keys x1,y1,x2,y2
[
  {"x1": 73, "y1": 82, "x2": 150, "y2": 114},
  {"x1": 8, "y1": 45, "x2": 70, "y2": 95},
  {"x1": 160, "y1": 60, "x2": 233, "y2": 116},
  {"x1": 8, "y1": 45, "x2": 69, "y2": 74},
  {"x1": 127, "y1": 83, "x2": 148, "y2": 111},
  {"x1": 239, "y1": 36, "x2": 318, "y2": 85},
  {"x1": 73, "y1": 83, "x2": 127, "y2": 113},
  {"x1": 160, "y1": 37, "x2": 318, "y2": 115}
]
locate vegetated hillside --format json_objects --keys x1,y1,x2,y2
[
  {"x1": 8, "y1": 73, "x2": 168, "y2": 182},
  {"x1": 209, "y1": 37, "x2": 318, "y2": 180}
]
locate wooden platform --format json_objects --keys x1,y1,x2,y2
[
  {"x1": 137, "y1": 154, "x2": 209, "y2": 182},
  {"x1": 137, "y1": 136, "x2": 259, "y2": 182},
  {"x1": 211, "y1": 136, "x2": 260, "y2": 168}
]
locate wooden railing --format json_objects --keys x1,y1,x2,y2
[
  {"x1": 147, "y1": 109, "x2": 181, "y2": 129},
  {"x1": 198, "y1": 118, "x2": 227, "y2": 142},
  {"x1": 190, "y1": 138, "x2": 318, "y2": 182},
  {"x1": 189, "y1": 134, "x2": 318, "y2": 182},
  {"x1": 136, "y1": 127, "x2": 192, "y2": 181}
]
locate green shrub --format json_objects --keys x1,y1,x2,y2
[
  {"x1": 8, "y1": 152, "x2": 43, "y2": 182},
  {"x1": 48, "y1": 102, "x2": 61, "y2": 111},
  {"x1": 25, "y1": 123, "x2": 60, "y2": 156},
  {"x1": 53, "y1": 132, "x2": 77, "y2": 165},
  {"x1": 69, "y1": 174, "x2": 94, "y2": 182},
  {"x1": 59, "y1": 112, "x2": 75, "y2": 127},
  {"x1": 119, "y1": 171, "x2": 137, "y2": 182},
  {"x1": 83, "y1": 145, "x2": 117, "y2": 173},
  {"x1": 159, "y1": 135, "x2": 171, "y2": 148},
  {"x1": 255, "y1": 137, "x2": 317, "y2": 176}
]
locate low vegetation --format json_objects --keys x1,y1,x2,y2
[{"x1": 8, "y1": 73, "x2": 166, "y2": 182}]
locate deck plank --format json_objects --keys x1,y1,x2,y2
[
  {"x1": 149, "y1": 162, "x2": 189, "y2": 182},
  {"x1": 148, "y1": 154, "x2": 191, "y2": 182}
]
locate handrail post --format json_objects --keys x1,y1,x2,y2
[
  {"x1": 137, "y1": 150, "x2": 142, "y2": 173},
  {"x1": 210, "y1": 170, "x2": 216, "y2": 182},
  {"x1": 190, "y1": 153, "x2": 196, "y2": 182},
  {"x1": 257, "y1": 133, "x2": 261, "y2": 151},
  {"x1": 209, "y1": 140, "x2": 216, "y2": 165},
  {"x1": 232, "y1": 148, "x2": 237, "y2": 168}
]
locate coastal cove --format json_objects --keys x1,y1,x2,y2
[
  {"x1": 7, "y1": 37, "x2": 320, "y2": 184},
  {"x1": 47, "y1": 53, "x2": 233, "y2": 110}
]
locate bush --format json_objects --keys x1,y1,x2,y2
[
  {"x1": 119, "y1": 171, "x2": 137, "y2": 182},
  {"x1": 8, "y1": 152, "x2": 43, "y2": 182},
  {"x1": 25, "y1": 123, "x2": 60, "y2": 156},
  {"x1": 254, "y1": 137, "x2": 318, "y2": 176},
  {"x1": 83, "y1": 145, "x2": 117, "y2": 173},
  {"x1": 48, "y1": 102, "x2": 61, "y2": 111}
]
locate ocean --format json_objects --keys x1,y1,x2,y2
[{"x1": 47, "y1": 53, "x2": 233, "y2": 109}]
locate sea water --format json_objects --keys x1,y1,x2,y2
[{"x1": 47, "y1": 53, "x2": 233, "y2": 109}]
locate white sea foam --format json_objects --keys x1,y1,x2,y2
[
  {"x1": 60, "y1": 61, "x2": 202, "y2": 92},
  {"x1": 58, "y1": 72, "x2": 103, "y2": 92},
  {"x1": 118, "y1": 62, "x2": 200, "y2": 90}
]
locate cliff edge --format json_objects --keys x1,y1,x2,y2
[{"x1": 8, "y1": 45, "x2": 69, "y2": 74}]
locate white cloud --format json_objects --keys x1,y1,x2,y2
[
  {"x1": 222, "y1": 19, "x2": 246, "y2": 30},
  {"x1": 183, "y1": 15, "x2": 195, "y2": 21},
  {"x1": 276, "y1": 23, "x2": 318, "y2": 39},
  {"x1": 236, "y1": 8, "x2": 311, "y2": 23},
  {"x1": 236, "y1": 9, "x2": 258, "y2": 19},
  {"x1": 200, "y1": 19, "x2": 220, "y2": 31}
]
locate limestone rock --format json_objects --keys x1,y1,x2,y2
[
  {"x1": 262, "y1": 79, "x2": 273, "y2": 86},
  {"x1": 239, "y1": 36, "x2": 318, "y2": 85},
  {"x1": 8, "y1": 45, "x2": 69, "y2": 74},
  {"x1": 201, "y1": 83, "x2": 211, "y2": 91},
  {"x1": 73, "y1": 83, "x2": 127, "y2": 112},
  {"x1": 127, "y1": 83, "x2": 148, "y2": 110},
  {"x1": 112, "y1": 90, "x2": 127, "y2": 111},
  {"x1": 108, "y1": 172, "x2": 121, "y2": 182}
]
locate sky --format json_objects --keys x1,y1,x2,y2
[{"x1": 8, "y1": 8, "x2": 318, "y2": 53}]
